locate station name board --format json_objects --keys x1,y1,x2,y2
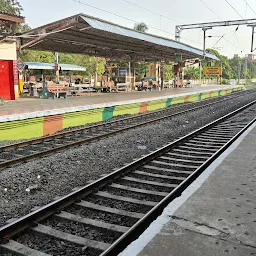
[{"x1": 203, "y1": 66, "x2": 222, "y2": 76}]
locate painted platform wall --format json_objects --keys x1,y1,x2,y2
[{"x1": 0, "y1": 87, "x2": 244, "y2": 141}]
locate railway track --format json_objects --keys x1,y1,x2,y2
[
  {"x1": 0, "y1": 90, "x2": 251, "y2": 169},
  {"x1": 1, "y1": 99, "x2": 255, "y2": 256}
]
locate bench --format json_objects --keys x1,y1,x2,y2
[
  {"x1": 47, "y1": 84, "x2": 67, "y2": 98},
  {"x1": 70, "y1": 84, "x2": 97, "y2": 96},
  {"x1": 38, "y1": 83, "x2": 67, "y2": 99},
  {"x1": 116, "y1": 83, "x2": 129, "y2": 92},
  {"x1": 163, "y1": 81, "x2": 172, "y2": 88},
  {"x1": 104, "y1": 81, "x2": 117, "y2": 92}
]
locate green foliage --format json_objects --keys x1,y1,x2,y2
[
  {"x1": 221, "y1": 78, "x2": 230, "y2": 85},
  {"x1": 185, "y1": 66, "x2": 200, "y2": 79},
  {"x1": 0, "y1": 0, "x2": 22, "y2": 15},
  {"x1": 135, "y1": 62, "x2": 149, "y2": 80},
  {"x1": 206, "y1": 48, "x2": 235, "y2": 79},
  {"x1": 21, "y1": 50, "x2": 55, "y2": 63},
  {"x1": 134, "y1": 22, "x2": 148, "y2": 32},
  {"x1": 19, "y1": 23, "x2": 31, "y2": 32},
  {"x1": 205, "y1": 48, "x2": 256, "y2": 82},
  {"x1": 164, "y1": 65, "x2": 174, "y2": 80}
]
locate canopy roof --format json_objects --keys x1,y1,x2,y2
[
  {"x1": 24, "y1": 62, "x2": 86, "y2": 71},
  {"x1": 19, "y1": 14, "x2": 218, "y2": 62}
]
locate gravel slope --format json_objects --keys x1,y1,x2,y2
[{"x1": 0, "y1": 91, "x2": 256, "y2": 226}]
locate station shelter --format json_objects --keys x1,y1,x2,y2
[{"x1": 2, "y1": 13, "x2": 218, "y2": 100}]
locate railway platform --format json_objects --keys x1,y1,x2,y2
[
  {"x1": 0, "y1": 85, "x2": 243, "y2": 140},
  {"x1": 122, "y1": 122, "x2": 256, "y2": 256}
]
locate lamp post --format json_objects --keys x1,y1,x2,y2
[
  {"x1": 202, "y1": 27, "x2": 212, "y2": 59},
  {"x1": 54, "y1": 52, "x2": 59, "y2": 83},
  {"x1": 199, "y1": 59, "x2": 202, "y2": 85},
  {"x1": 200, "y1": 27, "x2": 212, "y2": 85}
]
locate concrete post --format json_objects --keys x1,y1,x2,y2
[{"x1": 55, "y1": 52, "x2": 59, "y2": 83}]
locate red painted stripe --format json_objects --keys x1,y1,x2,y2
[
  {"x1": 140, "y1": 102, "x2": 148, "y2": 113},
  {"x1": 184, "y1": 95, "x2": 190, "y2": 102},
  {"x1": 43, "y1": 114, "x2": 63, "y2": 136}
]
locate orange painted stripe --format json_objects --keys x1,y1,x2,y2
[
  {"x1": 43, "y1": 114, "x2": 63, "y2": 136},
  {"x1": 140, "y1": 102, "x2": 148, "y2": 113},
  {"x1": 184, "y1": 95, "x2": 190, "y2": 103},
  {"x1": 209, "y1": 91, "x2": 213, "y2": 98}
]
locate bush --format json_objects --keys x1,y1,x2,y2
[{"x1": 222, "y1": 79, "x2": 230, "y2": 85}]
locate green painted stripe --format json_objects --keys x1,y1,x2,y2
[
  {"x1": 103, "y1": 106, "x2": 116, "y2": 121},
  {"x1": 166, "y1": 97, "x2": 173, "y2": 107},
  {"x1": 198, "y1": 93, "x2": 203, "y2": 101}
]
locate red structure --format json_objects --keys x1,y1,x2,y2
[
  {"x1": 0, "y1": 13, "x2": 24, "y2": 100},
  {"x1": 0, "y1": 60, "x2": 17, "y2": 100}
]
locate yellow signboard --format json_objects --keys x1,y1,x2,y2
[{"x1": 203, "y1": 66, "x2": 222, "y2": 76}]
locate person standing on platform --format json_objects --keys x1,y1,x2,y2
[{"x1": 173, "y1": 76, "x2": 177, "y2": 88}]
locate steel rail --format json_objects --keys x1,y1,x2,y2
[
  {"x1": 101, "y1": 101, "x2": 256, "y2": 256},
  {"x1": 0, "y1": 100, "x2": 255, "y2": 256},
  {"x1": 0, "y1": 91, "x2": 249, "y2": 169}
]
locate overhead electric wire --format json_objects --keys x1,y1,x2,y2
[
  {"x1": 72, "y1": 0, "x2": 203, "y2": 46},
  {"x1": 120, "y1": 0, "x2": 181, "y2": 24},
  {"x1": 223, "y1": 35, "x2": 240, "y2": 48},
  {"x1": 72, "y1": 0, "x2": 175, "y2": 36},
  {"x1": 243, "y1": 0, "x2": 256, "y2": 16},
  {"x1": 222, "y1": 0, "x2": 252, "y2": 52},
  {"x1": 118, "y1": 0, "x2": 202, "y2": 45},
  {"x1": 212, "y1": 34, "x2": 224, "y2": 48},
  {"x1": 223, "y1": 0, "x2": 244, "y2": 19},
  {"x1": 119, "y1": 0, "x2": 202, "y2": 45},
  {"x1": 199, "y1": 0, "x2": 223, "y2": 20},
  {"x1": 199, "y1": 0, "x2": 241, "y2": 50}
]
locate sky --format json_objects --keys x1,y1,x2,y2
[{"x1": 19, "y1": 0, "x2": 256, "y2": 58}]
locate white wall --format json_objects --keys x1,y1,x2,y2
[{"x1": 0, "y1": 41, "x2": 17, "y2": 60}]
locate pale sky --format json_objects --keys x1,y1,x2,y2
[{"x1": 19, "y1": 0, "x2": 256, "y2": 58}]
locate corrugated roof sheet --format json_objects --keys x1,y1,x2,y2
[
  {"x1": 24, "y1": 62, "x2": 86, "y2": 71},
  {"x1": 82, "y1": 16, "x2": 218, "y2": 61}
]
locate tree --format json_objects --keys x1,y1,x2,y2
[
  {"x1": 164, "y1": 64, "x2": 174, "y2": 80},
  {"x1": 134, "y1": 22, "x2": 148, "y2": 32},
  {"x1": 135, "y1": 62, "x2": 149, "y2": 80},
  {"x1": 0, "y1": 0, "x2": 23, "y2": 15},
  {"x1": 206, "y1": 48, "x2": 235, "y2": 79},
  {"x1": 21, "y1": 50, "x2": 55, "y2": 63},
  {"x1": 185, "y1": 66, "x2": 200, "y2": 79},
  {"x1": 19, "y1": 23, "x2": 31, "y2": 32}
]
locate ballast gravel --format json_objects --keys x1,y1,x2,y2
[{"x1": 0, "y1": 91, "x2": 256, "y2": 226}]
